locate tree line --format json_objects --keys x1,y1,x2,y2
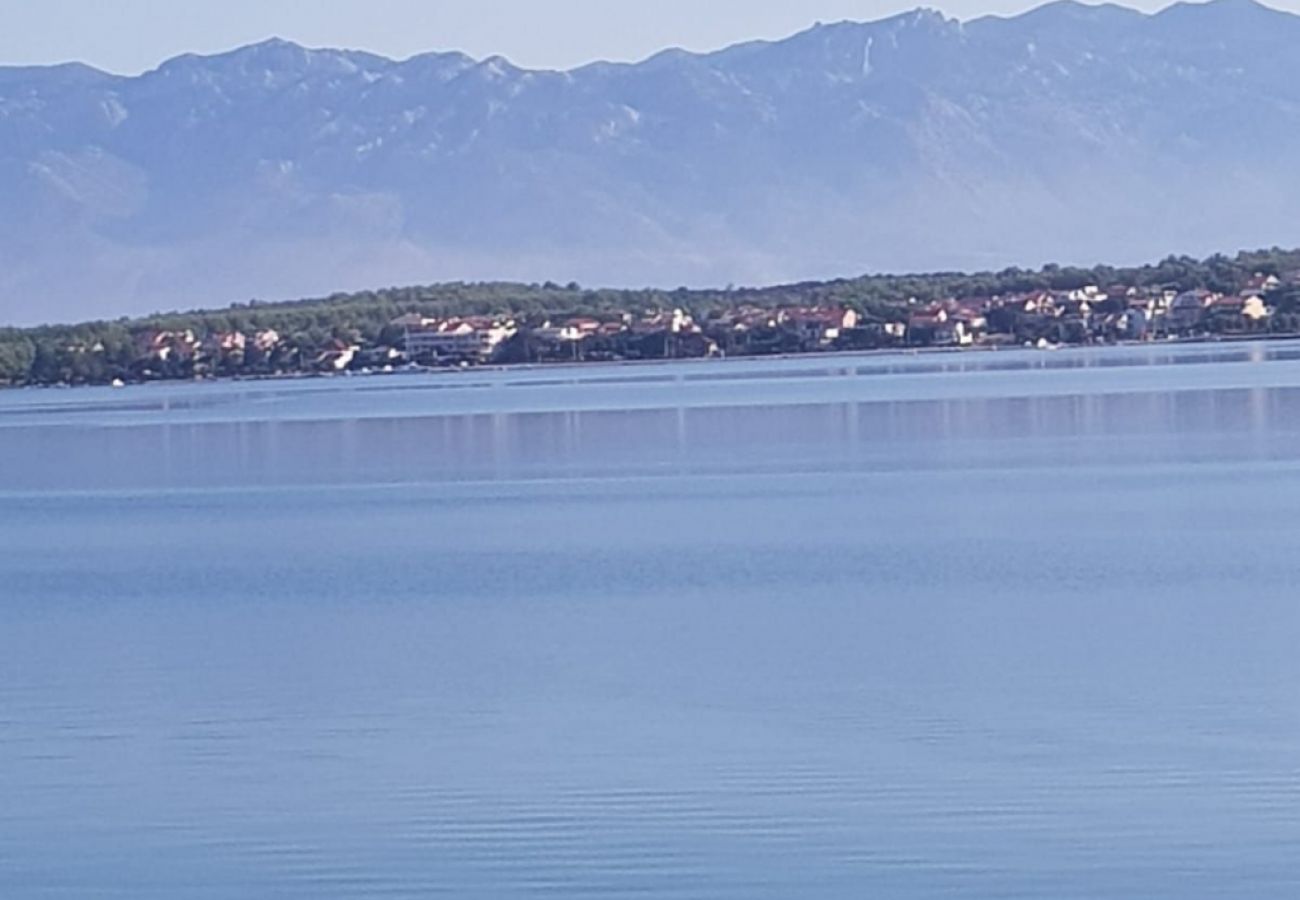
[{"x1": 3, "y1": 247, "x2": 1300, "y2": 386}]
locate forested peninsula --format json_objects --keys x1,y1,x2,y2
[{"x1": 3, "y1": 248, "x2": 1300, "y2": 388}]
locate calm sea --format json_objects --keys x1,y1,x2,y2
[{"x1": 3, "y1": 344, "x2": 1300, "y2": 898}]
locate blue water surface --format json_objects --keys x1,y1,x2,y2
[{"x1": 3, "y1": 343, "x2": 1300, "y2": 898}]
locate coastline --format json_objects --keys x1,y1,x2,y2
[{"x1": 6, "y1": 330, "x2": 1299, "y2": 394}]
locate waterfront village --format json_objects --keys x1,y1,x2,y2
[
  {"x1": 6, "y1": 263, "x2": 1300, "y2": 387},
  {"x1": 124, "y1": 271, "x2": 1300, "y2": 377}
]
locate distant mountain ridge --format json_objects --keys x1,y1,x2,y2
[{"x1": 3, "y1": 0, "x2": 1300, "y2": 324}]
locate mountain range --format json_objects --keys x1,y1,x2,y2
[{"x1": 3, "y1": 0, "x2": 1300, "y2": 324}]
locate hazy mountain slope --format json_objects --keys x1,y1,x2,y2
[{"x1": 3, "y1": 0, "x2": 1300, "y2": 323}]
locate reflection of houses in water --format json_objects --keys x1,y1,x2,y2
[{"x1": 11, "y1": 347, "x2": 1300, "y2": 493}]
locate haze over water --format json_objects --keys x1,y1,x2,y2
[{"x1": 4, "y1": 344, "x2": 1300, "y2": 898}]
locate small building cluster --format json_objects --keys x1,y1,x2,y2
[
  {"x1": 382, "y1": 272, "x2": 1300, "y2": 366},
  {"x1": 392, "y1": 314, "x2": 519, "y2": 363},
  {"x1": 390, "y1": 306, "x2": 872, "y2": 365},
  {"x1": 130, "y1": 327, "x2": 294, "y2": 374},
  {"x1": 22, "y1": 267, "x2": 1299, "y2": 386},
  {"x1": 894, "y1": 273, "x2": 1298, "y2": 349}
]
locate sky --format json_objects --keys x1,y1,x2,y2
[{"x1": 3, "y1": 0, "x2": 1295, "y2": 74}]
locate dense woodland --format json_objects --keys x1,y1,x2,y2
[{"x1": 4, "y1": 248, "x2": 1300, "y2": 387}]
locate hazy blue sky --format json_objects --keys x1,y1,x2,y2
[{"x1": 5, "y1": 0, "x2": 1294, "y2": 73}]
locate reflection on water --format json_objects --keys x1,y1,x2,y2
[
  {"x1": 3, "y1": 343, "x2": 1300, "y2": 898},
  {"x1": 2, "y1": 388, "x2": 1297, "y2": 492},
  {"x1": 3, "y1": 341, "x2": 1300, "y2": 493}
]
